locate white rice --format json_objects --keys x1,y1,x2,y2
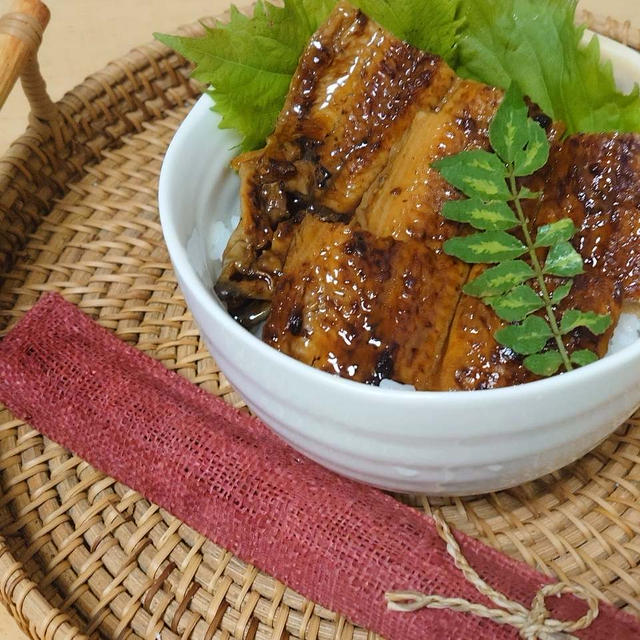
[{"x1": 607, "y1": 308, "x2": 640, "y2": 355}]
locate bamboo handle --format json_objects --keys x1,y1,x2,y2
[{"x1": 0, "y1": 0, "x2": 50, "y2": 112}]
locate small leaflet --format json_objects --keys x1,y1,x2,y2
[
  {"x1": 463, "y1": 260, "x2": 535, "y2": 297},
  {"x1": 444, "y1": 232, "x2": 527, "y2": 264}
]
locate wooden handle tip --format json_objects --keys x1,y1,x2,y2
[{"x1": 11, "y1": 0, "x2": 50, "y2": 29}]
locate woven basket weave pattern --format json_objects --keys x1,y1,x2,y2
[{"x1": 0, "y1": 8, "x2": 639, "y2": 640}]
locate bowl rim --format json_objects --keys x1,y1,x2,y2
[{"x1": 158, "y1": 32, "x2": 640, "y2": 407}]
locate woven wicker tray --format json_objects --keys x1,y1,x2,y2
[{"x1": 1, "y1": 4, "x2": 640, "y2": 639}]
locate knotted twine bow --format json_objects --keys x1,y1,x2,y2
[{"x1": 386, "y1": 510, "x2": 599, "y2": 640}]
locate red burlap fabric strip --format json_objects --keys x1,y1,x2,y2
[{"x1": 1, "y1": 293, "x2": 639, "y2": 639}]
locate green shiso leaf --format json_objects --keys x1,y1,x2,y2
[
  {"x1": 156, "y1": 0, "x2": 640, "y2": 151},
  {"x1": 155, "y1": 0, "x2": 463, "y2": 151},
  {"x1": 154, "y1": 0, "x2": 336, "y2": 151},
  {"x1": 352, "y1": 0, "x2": 464, "y2": 63},
  {"x1": 456, "y1": 0, "x2": 640, "y2": 135}
]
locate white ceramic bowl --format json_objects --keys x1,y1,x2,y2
[{"x1": 159, "y1": 34, "x2": 640, "y2": 495}]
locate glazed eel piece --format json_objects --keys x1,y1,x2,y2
[
  {"x1": 263, "y1": 217, "x2": 466, "y2": 387},
  {"x1": 535, "y1": 133, "x2": 640, "y2": 300},
  {"x1": 214, "y1": 0, "x2": 456, "y2": 325},
  {"x1": 434, "y1": 134, "x2": 640, "y2": 390},
  {"x1": 262, "y1": 70, "x2": 559, "y2": 388},
  {"x1": 353, "y1": 78, "x2": 503, "y2": 246},
  {"x1": 433, "y1": 269, "x2": 622, "y2": 390}
]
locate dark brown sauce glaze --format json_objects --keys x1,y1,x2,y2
[
  {"x1": 434, "y1": 263, "x2": 531, "y2": 391},
  {"x1": 214, "y1": 1, "x2": 456, "y2": 324},
  {"x1": 264, "y1": 217, "x2": 466, "y2": 388},
  {"x1": 536, "y1": 133, "x2": 640, "y2": 298}
]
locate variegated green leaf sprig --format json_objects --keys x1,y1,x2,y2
[{"x1": 433, "y1": 85, "x2": 611, "y2": 377}]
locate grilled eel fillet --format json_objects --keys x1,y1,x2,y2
[
  {"x1": 434, "y1": 134, "x2": 640, "y2": 390},
  {"x1": 434, "y1": 269, "x2": 622, "y2": 390},
  {"x1": 535, "y1": 134, "x2": 640, "y2": 299},
  {"x1": 215, "y1": 1, "x2": 456, "y2": 324},
  {"x1": 353, "y1": 79, "x2": 503, "y2": 245},
  {"x1": 263, "y1": 217, "x2": 466, "y2": 387},
  {"x1": 219, "y1": 3, "x2": 640, "y2": 388},
  {"x1": 261, "y1": 30, "x2": 575, "y2": 389}
]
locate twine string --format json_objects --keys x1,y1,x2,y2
[
  {"x1": 0, "y1": 12, "x2": 43, "y2": 51},
  {"x1": 386, "y1": 510, "x2": 599, "y2": 640}
]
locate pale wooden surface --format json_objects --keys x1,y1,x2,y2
[{"x1": 0, "y1": 0, "x2": 638, "y2": 638}]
